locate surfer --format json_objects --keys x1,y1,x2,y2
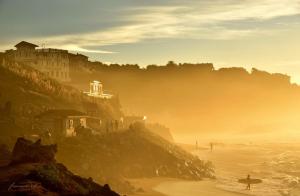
[
  {"x1": 210, "y1": 142, "x2": 213, "y2": 152},
  {"x1": 238, "y1": 174, "x2": 262, "y2": 189},
  {"x1": 246, "y1": 174, "x2": 251, "y2": 190}
]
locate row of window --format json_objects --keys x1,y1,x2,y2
[
  {"x1": 15, "y1": 51, "x2": 35, "y2": 58},
  {"x1": 40, "y1": 61, "x2": 68, "y2": 67},
  {"x1": 14, "y1": 51, "x2": 69, "y2": 61},
  {"x1": 37, "y1": 53, "x2": 68, "y2": 58}
]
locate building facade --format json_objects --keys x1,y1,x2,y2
[
  {"x1": 34, "y1": 109, "x2": 103, "y2": 137},
  {"x1": 3, "y1": 41, "x2": 70, "y2": 82},
  {"x1": 69, "y1": 53, "x2": 88, "y2": 68},
  {"x1": 35, "y1": 48, "x2": 70, "y2": 81}
]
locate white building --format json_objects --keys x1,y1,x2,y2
[{"x1": 85, "y1": 80, "x2": 113, "y2": 99}]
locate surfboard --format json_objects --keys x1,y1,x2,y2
[{"x1": 238, "y1": 178, "x2": 262, "y2": 184}]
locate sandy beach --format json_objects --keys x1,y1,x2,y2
[
  {"x1": 130, "y1": 178, "x2": 246, "y2": 196},
  {"x1": 130, "y1": 178, "x2": 166, "y2": 196},
  {"x1": 154, "y1": 179, "x2": 246, "y2": 196},
  {"x1": 130, "y1": 142, "x2": 300, "y2": 196}
]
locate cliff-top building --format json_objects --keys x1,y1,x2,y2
[
  {"x1": 3, "y1": 41, "x2": 70, "y2": 82},
  {"x1": 69, "y1": 53, "x2": 88, "y2": 68}
]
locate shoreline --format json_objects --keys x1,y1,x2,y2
[
  {"x1": 129, "y1": 178, "x2": 168, "y2": 196},
  {"x1": 130, "y1": 178, "x2": 247, "y2": 196}
]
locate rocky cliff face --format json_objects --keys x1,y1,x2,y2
[
  {"x1": 57, "y1": 123, "x2": 214, "y2": 193},
  {"x1": 146, "y1": 123, "x2": 174, "y2": 142},
  {"x1": 0, "y1": 138, "x2": 119, "y2": 196},
  {"x1": 0, "y1": 144, "x2": 10, "y2": 166}
]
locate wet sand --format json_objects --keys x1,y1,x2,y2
[
  {"x1": 154, "y1": 179, "x2": 246, "y2": 196},
  {"x1": 130, "y1": 178, "x2": 245, "y2": 196},
  {"x1": 130, "y1": 178, "x2": 166, "y2": 196}
]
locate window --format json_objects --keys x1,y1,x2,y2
[
  {"x1": 80, "y1": 118, "x2": 85, "y2": 127},
  {"x1": 69, "y1": 119, "x2": 74, "y2": 129}
]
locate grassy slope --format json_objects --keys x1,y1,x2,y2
[
  {"x1": 0, "y1": 63, "x2": 122, "y2": 146},
  {"x1": 0, "y1": 63, "x2": 122, "y2": 118}
]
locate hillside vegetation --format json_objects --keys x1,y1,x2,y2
[
  {"x1": 69, "y1": 61, "x2": 300, "y2": 140},
  {"x1": 0, "y1": 62, "x2": 122, "y2": 145}
]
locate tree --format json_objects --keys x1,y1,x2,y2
[{"x1": 166, "y1": 61, "x2": 177, "y2": 68}]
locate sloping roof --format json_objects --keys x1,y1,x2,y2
[
  {"x1": 15, "y1": 41, "x2": 38, "y2": 48},
  {"x1": 35, "y1": 109, "x2": 86, "y2": 119}
]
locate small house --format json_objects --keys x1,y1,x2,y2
[{"x1": 34, "y1": 109, "x2": 91, "y2": 137}]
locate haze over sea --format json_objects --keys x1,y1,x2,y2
[{"x1": 154, "y1": 142, "x2": 300, "y2": 196}]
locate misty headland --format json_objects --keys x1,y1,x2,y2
[
  {"x1": 1, "y1": 41, "x2": 300, "y2": 196},
  {"x1": 1, "y1": 0, "x2": 300, "y2": 195},
  {"x1": 68, "y1": 59, "x2": 300, "y2": 143}
]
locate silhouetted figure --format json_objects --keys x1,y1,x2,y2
[
  {"x1": 115, "y1": 120, "x2": 119, "y2": 131},
  {"x1": 75, "y1": 125, "x2": 92, "y2": 137},
  {"x1": 196, "y1": 140, "x2": 198, "y2": 150},
  {"x1": 75, "y1": 125, "x2": 84, "y2": 136},
  {"x1": 210, "y1": 142, "x2": 213, "y2": 152},
  {"x1": 43, "y1": 129, "x2": 52, "y2": 140},
  {"x1": 246, "y1": 174, "x2": 251, "y2": 190},
  {"x1": 42, "y1": 129, "x2": 53, "y2": 143},
  {"x1": 106, "y1": 121, "x2": 110, "y2": 133}
]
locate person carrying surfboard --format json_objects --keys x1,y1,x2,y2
[{"x1": 238, "y1": 174, "x2": 262, "y2": 189}]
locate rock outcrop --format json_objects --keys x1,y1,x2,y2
[
  {"x1": 0, "y1": 138, "x2": 119, "y2": 196},
  {"x1": 0, "y1": 144, "x2": 10, "y2": 166},
  {"x1": 57, "y1": 123, "x2": 214, "y2": 193},
  {"x1": 10, "y1": 138, "x2": 57, "y2": 164}
]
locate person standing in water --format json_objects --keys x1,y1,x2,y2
[
  {"x1": 246, "y1": 174, "x2": 251, "y2": 190},
  {"x1": 210, "y1": 142, "x2": 213, "y2": 152}
]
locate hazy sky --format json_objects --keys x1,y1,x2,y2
[{"x1": 1, "y1": 0, "x2": 300, "y2": 82}]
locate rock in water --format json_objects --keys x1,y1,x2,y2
[{"x1": 10, "y1": 137, "x2": 57, "y2": 164}]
